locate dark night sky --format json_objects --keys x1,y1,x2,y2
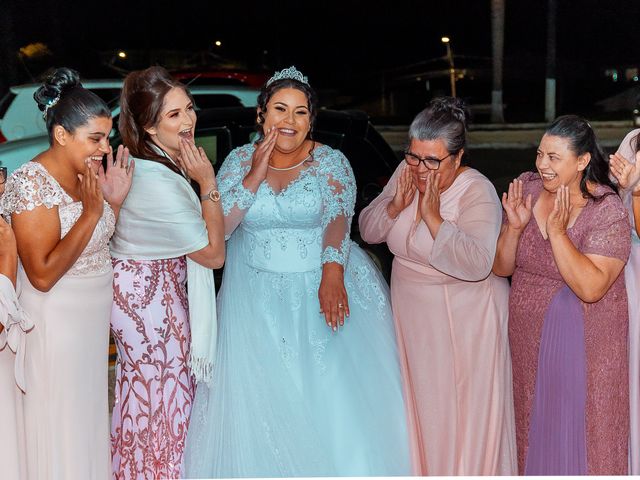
[
  {"x1": 3, "y1": 0, "x2": 640, "y2": 118},
  {"x1": 7, "y1": 0, "x2": 639, "y2": 75}
]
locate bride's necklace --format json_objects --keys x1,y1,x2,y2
[
  {"x1": 268, "y1": 141, "x2": 315, "y2": 171},
  {"x1": 268, "y1": 154, "x2": 311, "y2": 171}
]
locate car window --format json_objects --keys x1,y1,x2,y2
[
  {"x1": 89, "y1": 89, "x2": 121, "y2": 108},
  {"x1": 195, "y1": 127, "x2": 233, "y2": 171},
  {"x1": 0, "y1": 91, "x2": 17, "y2": 119}
]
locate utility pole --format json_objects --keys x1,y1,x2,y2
[
  {"x1": 491, "y1": 0, "x2": 505, "y2": 123},
  {"x1": 441, "y1": 37, "x2": 456, "y2": 98},
  {"x1": 545, "y1": 0, "x2": 557, "y2": 122}
]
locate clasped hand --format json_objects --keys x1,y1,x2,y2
[
  {"x1": 418, "y1": 170, "x2": 443, "y2": 229},
  {"x1": 502, "y1": 179, "x2": 532, "y2": 232},
  {"x1": 78, "y1": 160, "x2": 105, "y2": 221},
  {"x1": 387, "y1": 164, "x2": 416, "y2": 218},
  {"x1": 178, "y1": 138, "x2": 216, "y2": 188},
  {"x1": 98, "y1": 145, "x2": 135, "y2": 208},
  {"x1": 610, "y1": 150, "x2": 640, "y2": 195},
  {"x1": 247, "y1": 127, "x2": 278, "y2": 184},
  {"x1": 546, "y1": 185, "x2": 572, "y2": 238}
]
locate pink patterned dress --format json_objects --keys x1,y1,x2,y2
[
  {"x1": 509, "y1": 172, "x2": 630, "y2": 474},
  {"x1": 110, "y1": 257, "x2": 194, "y2": 480}
]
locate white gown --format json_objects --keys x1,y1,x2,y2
[
  {"x1": 0, "y1": 273, "x2": 31, "y2": 480},
  {"x1": 2, "y1": 162, "x2": 115, "y2": 480}
]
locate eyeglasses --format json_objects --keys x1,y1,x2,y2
[
  {"x1": 0, "y1": 167, "x2": 6, "y2": 185},
  {"x1": 404, "y1": 150, "x2": 453, "y2": 170}
]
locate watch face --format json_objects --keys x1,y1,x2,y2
[{"x1": 209, "y1": 190, "x2": 221, "y2": 202}]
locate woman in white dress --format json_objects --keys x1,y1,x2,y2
[
  {"x1": 1, "y1": 68, "x2": 133, "y2": 480},
  {"x1": 0, "y1": 168, "x2": 31, "y2": 480}
]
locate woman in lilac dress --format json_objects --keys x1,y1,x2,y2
[
  {"x1": 109, "y1": 66, "x2": 225, "y2": 479},
  {"x1": 493, "y1": 115, "x2": 630, "y2": 474}
]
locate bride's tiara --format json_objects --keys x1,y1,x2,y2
[{"x1": 266, "y1": 66, "x2": 309, "y2": 87}]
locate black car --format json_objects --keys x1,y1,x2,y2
[{"x1": 190, "y1": 107, "x2": 401, "y2": 281}]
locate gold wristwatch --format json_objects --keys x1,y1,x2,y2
[{"x1": 200, "y1": 188, "x2": 221, "y2": 202}]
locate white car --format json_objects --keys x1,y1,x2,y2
[
  {"x1": 0, "y1": 82, "x2": 259, "y2": 173},
  {"x1": 0, "y1": 80, "x2": 122, "y2": 142},
  {"x1": 0, "y1": 80, "x2": 259, "y2": 143}
]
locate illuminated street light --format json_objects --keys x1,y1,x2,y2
[
  {"x1": 215, "y1": 40, "x2": 222, "y2": 47},
  {"x1": 117, "y1": 51, "x2": 127, "y2": 59},
  {"x1": 441, "y1": 36, "x2": 456, "y2": 97}
]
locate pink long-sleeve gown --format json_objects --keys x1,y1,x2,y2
[{"x1": 359, "y1": 164, "x2": 517, "y2": 475}]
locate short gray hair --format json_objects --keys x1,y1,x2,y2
[{"x1": 408, "y1": 97, "x2": 469, "y2": 154}]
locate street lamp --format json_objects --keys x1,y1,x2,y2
[
  {"x1": 214, "y1": 40, "x2": 222, "y2": 47},
  {"x1": 441, "y1": 36, "x2": 456, "y2": 98},
  {"x1": 117, "y1": 51, "x2": 127, "y2": 59}
]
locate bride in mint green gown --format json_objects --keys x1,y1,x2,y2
[{"x1": 184, "y1": 68, "x2": 410, "y2": 478}]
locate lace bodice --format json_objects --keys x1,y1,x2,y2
[
  {"x1": 217, "y1": 144, "x2": 356, "y2": 272},
  {"x1": 1, "y1": 162, "x2": 115, "y2": 276}
]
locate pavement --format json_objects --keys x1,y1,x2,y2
[{"x1": 376, "y1": 120, "x2": 638, "y2": 151}]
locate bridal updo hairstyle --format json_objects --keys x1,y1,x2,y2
[
  {"x1": 118, "y1": 66, "x2": 193, "y2": 175},
  {"x1": 34, "y1": 67, "x2": 110, "y2": 145},
  {"x1": 256, "y1": 76, "x2": 318, "y2": 138},
  {"x1": 408, "y1": 96, "x2": 470, "y2": 165}
]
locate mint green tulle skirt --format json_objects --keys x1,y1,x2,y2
[{"x1": 184, "y1": 240, "x2": 411, "y2": 477}]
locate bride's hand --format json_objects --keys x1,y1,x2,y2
[
  {"x1": 245, "y1": 127, "x2": 278, "y2": 186},
  {"x1": 318, "y1": 263, "x2": 350, "y2": 332}
]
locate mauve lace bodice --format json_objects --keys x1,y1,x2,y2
[{"x1": 1, "y1": 162, "x2": 115, "y2": 276}]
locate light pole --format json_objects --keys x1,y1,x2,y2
[{"x1": 441, "y1": 36, "x2": 456, "y2": 98}]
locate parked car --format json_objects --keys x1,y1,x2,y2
[
  {"x1": 0, "y1": 80, "x2": 259, "y2": 143},
  {"x1": 0, "y1": 106, "x2": 399, "y2": 279}
]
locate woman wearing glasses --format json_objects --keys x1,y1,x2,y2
[{"x1": 359, "y1": 97, "x2": 516, "y2": 475}]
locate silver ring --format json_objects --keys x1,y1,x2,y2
[{"x1": 338, "y1": 303, "x2": 344, "y2": 309}]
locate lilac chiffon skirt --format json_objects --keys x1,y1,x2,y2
[{"x1": 525, "y1": 285, "x2": 587, "y2": 475}]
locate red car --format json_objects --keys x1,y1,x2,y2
[{"x1": 172, "y1": 70, "x2": 269, "y2": 88}]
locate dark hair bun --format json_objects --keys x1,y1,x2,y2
[
  {"x1": 429, "y1": 96, "x2": 469, "y2": 128},
  {"x1": 34, "y1": 68, "x2": 81, "y2": 112}
]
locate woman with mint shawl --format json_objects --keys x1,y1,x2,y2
[{"x1": 109, "y1": 67, "x2": 225, "y2": 480}]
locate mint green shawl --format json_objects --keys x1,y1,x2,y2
[{"x1": 110, "y1": 157, "x2": 217, "y2": 384}]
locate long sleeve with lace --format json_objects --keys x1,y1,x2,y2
[
  {"x1": 217, "y1": 145, "x2": 259, "y2": 238},
  {"x1": 318, "y1": 149, "x2": 356, "y2": 266}
]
